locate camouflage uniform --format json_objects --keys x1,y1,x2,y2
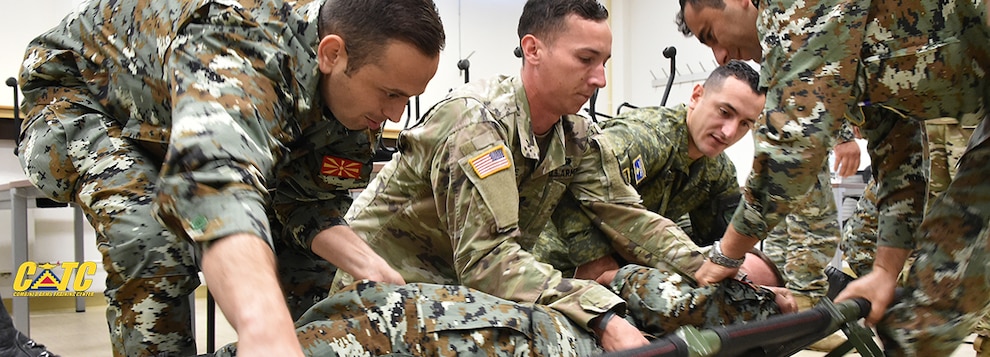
[
  {"x1": 840, "y1": 179, "x2": 880, "y2": 278},
  {"x1": 762, "y1": 123, "x2": 853, "y2": 303},
  {"x1": 536, "y1": 105, "x2": 741, "y2": 271},
  {"x1": 739, "y1": 0, "x2": 990, "y2": 355},
  {"x1": 341, "y1": 75, "x2": 714, "y2": 333},
  {"x1": 762, "y1": 166, "x2": 839, "y2": 302},
  {"x1": 215, "y1": 281, "x2": 606, "y2": 357},
  {"x1": 842, "y1": 119, "x2": 975, "y2": 278},
  {"x1": 16, "y1": 0, "x2": 372, "y2": 355},
  {"x1": 840, "y1": 119, "x2": 989, "y2": 351},
  {"x1": 214, "y1": 266, "x2": 778, "y2": 357}
]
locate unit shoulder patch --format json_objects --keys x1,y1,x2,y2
[{"x1": 633, "y1": 155, "x2": 646, "y2": 184}]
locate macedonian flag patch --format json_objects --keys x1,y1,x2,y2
[
  {"x1": 321, "y1": 156, "x2": 362, "y2": 179},
  {"x1": 470, "y1": 145, "x2": 511, "y2": 179}
]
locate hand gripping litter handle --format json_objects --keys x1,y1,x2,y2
[{"x1": 600, "y1": 297, "x2": 874, "y2": 357}]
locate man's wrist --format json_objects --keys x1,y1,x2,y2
[
  {"x1": 591, "y1": 310, "x2": 617, "y2": 336},
  {"x1": 709, "y1": 241, "x2": 745, "y2": 268}
]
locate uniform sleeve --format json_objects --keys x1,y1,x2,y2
[
  {"x1": 688, "y1": 160, "x2": 741, "y2": 246},
  {"x1": 544, "y1": 194, "x2": 615, "y2": 270},
  {"x1": 155, "y1": 4, "x2": 293, "y2": 247},
  {"x1": 569, "y1": 133, "x2": 707, "y2": 277},
  {"x1": 428, "y1": 100, "x2": 625, "y2": 330},
  {"x1": 837, "y1": 119, "x2": 856, "y2": 143},
  {"x1": 732, "y1": 0, "x2": 870, "y2": 240}
]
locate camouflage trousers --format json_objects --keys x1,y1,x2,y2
[
  {"x1": 17, "y1": 101, "x2": 333, "y2": 355},
  {"x1": 213, "y1": 264, "x2": 779, "y2": 356},
  {"x1": 841, "y1": 179, "x2": 881, "y2": 279},
  {"x1": 856, "y1": 108, "x2": 990, "y2": 356},
  {"x1": 764, "y1": 165, "x2": 839, "y2": 302}
]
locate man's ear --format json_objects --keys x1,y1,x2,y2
[
  {"x1": 688, "y1": 83, "x2": 705, "y2": 109},
  {"x1": 520, "y1": 34, "x2": 541, "y2": 65},
  {"x1": 317, "y1": 35, "x2": 346, "y2": 74}
]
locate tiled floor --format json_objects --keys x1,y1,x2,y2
[{"x1": 11, "y1": 290, "x2": 982, "y2": 356}]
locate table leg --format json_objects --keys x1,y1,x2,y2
[
  {"x1": 74, "y1": 206, "x2": 86, "y2": 313},
  {"x1": 11, "y1": 187, "x2": 30, "y2": 335}
]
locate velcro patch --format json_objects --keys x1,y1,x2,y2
[
  {"x1": 321, "y1": 155, "x2": 362, "y2": 179},
  {"x1": 633, "y1": 155, "x2": 646, "y2": 184},
  {"x1": 469, "y1": 145, "x2": 511, "y2": 179}
]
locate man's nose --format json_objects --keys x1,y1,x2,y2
[
  {"x1": 589, "y1": 64, "x2": 607, "y2": 88},
  {"x1": 713, "y1": 48, "x2": 729, "y2": 65},
  {"x1": 384, "y1": 100, "x2": 406, "y2": 123}
]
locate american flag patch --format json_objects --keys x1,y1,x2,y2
[{"x1": 469, "y1": 145, "x2": 511, "y2": 179}]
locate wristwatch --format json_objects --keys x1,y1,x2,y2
[{"x1": 709, "y1": 241, "x2": 745, "y2": 268}]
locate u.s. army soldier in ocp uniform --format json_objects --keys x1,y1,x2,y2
[
  {"x1": 15, "y1": 0, "x2": 444, "y2": 355},
  {"x1": 336, "y1": 0, "x2": 774, "y2": 352}
]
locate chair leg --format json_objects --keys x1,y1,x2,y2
[{"x1": 207, "y1": 289, "x2": 215, "y2": 353}]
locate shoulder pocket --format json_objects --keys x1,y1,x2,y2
[{"x1": 458, "y1": 144, "x2": 519, "y2": 231}]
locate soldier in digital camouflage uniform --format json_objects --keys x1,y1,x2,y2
[
  {"x1": 535, "y1": 58, "x2": 818, "y2": 333},
  {"x1": 335, "y1": 0, "x2": 786, "y2": 352},
  {"x1": 212, "y1": 262, "x2": 782, "y2": 356},
  {"x1": 536, "y1": 60, "x2": 761, "y2": 272},
  {"x1": 15, "y1": 0, "x2": 444, "y2": 355},
  {"x1": 678, "y1": 0, "x2": 990, "y2": 355},
  {"x1": 839, "y1": 119, "x2": 989, "y2": 355},
  {"x1": 842, "y1": 120, "x2": 974, "y2": 279},
  {"x1": 531, "y1": 60, "x2": 790, "y2": 303}
]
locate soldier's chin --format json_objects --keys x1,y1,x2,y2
[{"x1": 339, "y1": 117, "x2": 369, "y2": 131}]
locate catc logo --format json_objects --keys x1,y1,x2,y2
[{"x1": 12, "y1": 261, "x2": 98, "y2": 297}]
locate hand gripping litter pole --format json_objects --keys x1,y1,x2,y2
[{"x1": 599, "y1": 297, "x2": 881, "y2": 357}]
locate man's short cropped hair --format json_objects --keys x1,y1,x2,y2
[
  {"x1": 517, "y1": 0, "x2": 608, "y2": 45},
  {"x1": 319, "y1": 0, "x2": 446, "y2": 75}
]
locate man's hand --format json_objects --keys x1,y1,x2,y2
[
  {"x1": 312, "y1": 226, "x2": 405, "y2": 284},
  {"x1": 694, "y1": 260, "x2": 739, "y2": 286},
  {"x1": 835, "y1": 272, "x2": 897, "y2": 325},
  {"x1": 575, "y1": 255, "x2": 620, "y2": 281},
  {"x1": 835, "y1": 246, "x2": 910, "y2": 324},
  {"x1": 696, "y1": 226, "x2": 759, "y2": 286},
  {"x1": 832, "y1": 140, "x2": 861, "y2": 178},
  {"x1": 201, "y1": 234, "x2": 304, "y2": 357},
  {"x1": 594, "y1": 313, "x2": 650, "y2": 352},
  {"x1": 763, "y1": 286, "x2": 798, "y2": 313}
]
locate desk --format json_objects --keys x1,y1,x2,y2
[{"x1": 0, "y1": 179, "x2": 86, "y2": 336}]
